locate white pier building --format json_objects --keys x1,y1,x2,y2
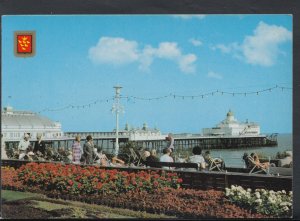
[
  {"x1": 122, "y1": 123, "x2": 166, "y2": 141},
  {"x1": 202, "y1": 110, "x2": 260, "y2": 136},
  {"x1": 1, "y1": 106, "x2": 63, "y2": 141}
]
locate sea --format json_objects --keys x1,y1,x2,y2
[{"x1": 207, "y1": 133, "x2": 292, "y2": 168}]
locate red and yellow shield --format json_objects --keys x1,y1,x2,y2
[
  {"x1": 14, "y1": 31, "x2": 36, "y2": 57},
  {"x1": 17, "y1": 35, "x2": 32, "y2": 53}
]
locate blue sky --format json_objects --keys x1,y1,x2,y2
[{"x1": 2, "y1": 15, "x2": 292, "y2": 134}]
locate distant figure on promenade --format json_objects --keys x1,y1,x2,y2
[
  {"x1": 33, "y1": 133, "x2": 46, "y2": 156},
  {"x1": 146, "y1": 149, "x2": 159, "y2": 162},
  {"x1": 160, "y1": 148, "x2": 174, "y2": 163},
  {"x1": 18, "y1": 133, "x2": 31, "y2": 160},
  {"x1": 72, "y1": 135, "x2": 82, "y2": 164},
  {"x1": 1, "y1": 134, "x2": 8, "y2": 159},
  {"x1": 83, "y1": 135, "x2": 95, "y2": 164},
  {"x1": 188, "y1": 146, "x2": 206, "y2": 170},
  {"x1": 165, "y1": 133, "x2": 175, "y2": 152}
]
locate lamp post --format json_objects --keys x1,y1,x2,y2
[{"x1": 112, "y1": 86, "x2": 123, "y2": 156}]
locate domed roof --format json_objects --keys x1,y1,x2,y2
[
  {"x1": 2, "y1": 107, "x2": 60, "y2": 128},
  {"x1": 227, "y1": 109, "x2": 234, "y2": 117}
]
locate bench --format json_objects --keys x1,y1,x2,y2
[{"x1": 145, "y1": 161, "x2": 199, "y2": 170}]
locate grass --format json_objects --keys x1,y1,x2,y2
[
  {"x1": 1, "y1": 190, "x2": 44, "y2": 202},
  {"x1": 31, "y1": 200, "x2": 71, "y2": 211},
  {"x1": 1, "y1": 190, "x2": 175, "y2": 219},
  {"x1": 69, "y1": 200, "x2": 174, "y2": 219}
]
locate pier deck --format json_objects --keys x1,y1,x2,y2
[{"x1": 4, "y1": 133, "x2": 278, "y2": 155}]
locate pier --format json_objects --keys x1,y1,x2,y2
[
  {"x1": 4, "y1": 132, "x2": 278, "y2": 154},
  {"x1": 64, "y1": 131, "x2": 278, "y2": 151}
]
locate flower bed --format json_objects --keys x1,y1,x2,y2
[
  {"x1": 1, "y1": 163, "x2": 292, "y2": 218},
  {"x1": 45, "y1": 188, "x2": 270, "y2": 218},
  {"x1": 16, "y1": 162, "x2": 182, "y2": 195},
  {"x1": 225, "y1": 185, "x2": 292, "y2": 217},
  {"x1": 1, "y1": 166, "x2": 25, "y2": 191}
]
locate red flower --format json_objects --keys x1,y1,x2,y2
[
  {"x1": 131, "y1": 179, "x2": 137, "y2": 185},
  {"x1": 177, "y1": 178, "x2": 183, "y2": 183},
  {"x1": 154, "y1": 174, "x2": 160, "y2": 179},
  {"x1": 97, "y1": 182, "x2": 103, "y2": 189},
  {"x1": 100, "y1": 173, "x2": 106, "y2": 179},
  {"x1": 68, "y1": 180, "x2": 73, "y2": 186}
]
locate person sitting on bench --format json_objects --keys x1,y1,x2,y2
[
  {"x1": 188, "y1": 146, "x2": 206, "y2": 170},
  {"x1": 278, "y1": 151, "x2": 293, "y2": 168},
  {"x1": 160, "y1": 148, "x2": 174, "y2": 169},
  {"x1": 146, "y1": 149, "x2": 159, "y2": 162}
]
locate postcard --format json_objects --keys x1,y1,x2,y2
[{"x1": 0, "y1": 12, "x2": 294, "y2": 219}]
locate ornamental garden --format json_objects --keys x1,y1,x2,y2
[{"x1": 1, "y1": 163, "x2": 292, "y2": 218}]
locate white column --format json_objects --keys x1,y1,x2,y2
[{"x1": 113, "y1": 86, "x2": 123, "y2": 156}]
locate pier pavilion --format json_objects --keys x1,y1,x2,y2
[{"x1": 1, "y1": 106, "x2": 63, "y2": 141}]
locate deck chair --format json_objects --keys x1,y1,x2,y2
[
  {"x1": 128, "y1": 148, "x2": 143, "y2": 166},
  {"x1": 246, "y1": 156, "x2": 268, "y2": 174},
  {"x1": 207, "y1": 157, "x2": 224, "y2": 172}
]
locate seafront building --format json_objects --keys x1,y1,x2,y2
[
  {"x1": 122, "y1": 123, "x2": 166, "y2": 141},
  {"x1": 202, "y1": 110, "x2": 260, "y2": 136},
  {"x1": 65, "y1": 123, "x2": 165, "y2": 141},
  {"x1": 1, "y1": 106, "x2": 63, "y2": 141}
]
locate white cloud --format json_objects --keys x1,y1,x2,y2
[
  {"x1": 242, "y1": 21, "x2": 292, "y2": 66},
  {"x1": 207, "y1": 71, "x2": 223, "y2": 80},
  {"x1": 172, "y1": 15, "x2": 206, "y2": 20},
  {"x1": 88, "y1": 37, "x2": 139, "y2": 65},
  {"x1": 89, "y1": 37, "x2": 197, "y2": 73},
  {"x1": 139, "y1": 42, "x2": 197, "y2": 73},
  {"x1": 179, "y1": 54, "x2": 197, "y2": 73},
  {"x1": 156, "y1": 42, "x2": 181, "y2": 59},
  {"x1": 211, "y1": 44, "x2": 232, "y2": 53},
  {"x1": 139, "y1": 45, "x2": 156, "y2": 71},
  {"x1": 189, "y1": 38, "x2": 202, "y2": 47},
  {"x1": 211, "y1": 22, "x2": 292, "y2": 67}
]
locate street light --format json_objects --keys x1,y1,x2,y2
[{"x1": 111, "y1": 86, "x2": 124, "y2": 156}]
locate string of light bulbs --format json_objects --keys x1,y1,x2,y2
[{"x1": 37, "y1": 84, "x2": 292, "y2": 113}]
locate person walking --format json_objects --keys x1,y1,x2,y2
[
  {"x1": 83, "y1": 135, "x2": 94, "y2": 164},
  {"x1": 18, "y1": 133, "x2": 31, "y2": 160},
  {"x1": 165, "y1": 133, "x2": 175, "y2": 152},
  {"x1": 72, "y1": 135, "x2": 82, "y2": 164},
  {"x1": 33, "y1": 133, "x2": 46, "y2": 156}
]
